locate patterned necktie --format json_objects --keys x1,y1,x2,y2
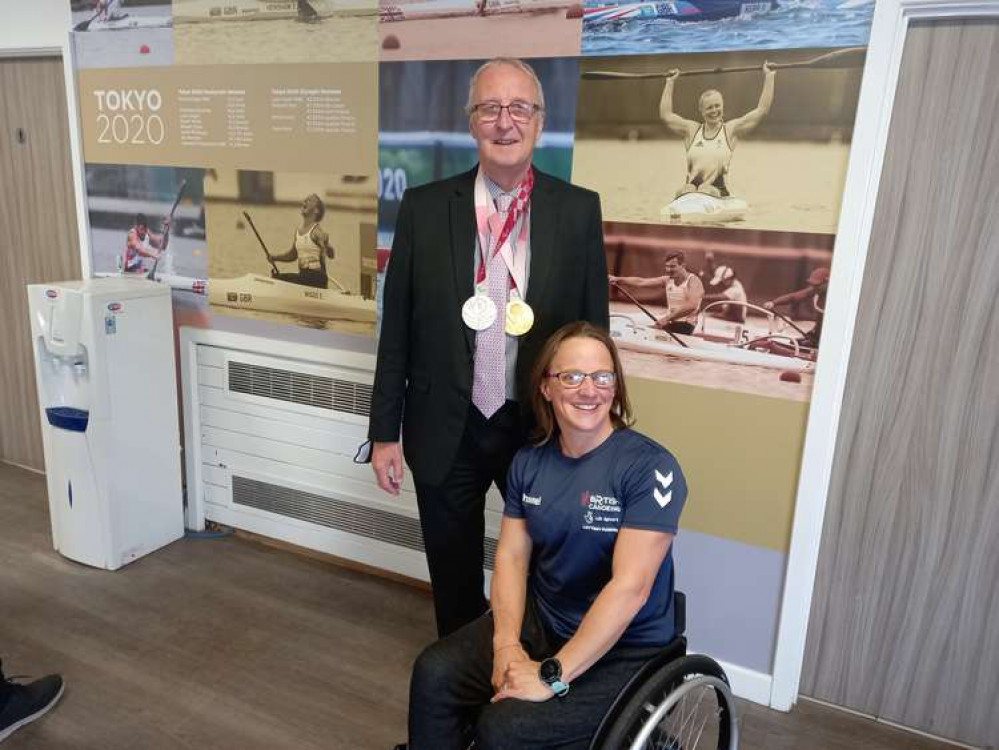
[{"x1": 472, "y1": 193, "x2": 513, "y2": 419}]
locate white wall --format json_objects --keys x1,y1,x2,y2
[{"x1": 0, "y1": 1, "x2": 71, "y2": 53}]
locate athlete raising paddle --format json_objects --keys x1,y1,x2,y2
[
  {"x1": 659, "y1": 61, "x2": 776, "y2": 199},
  {"x1": 266, "y1": 193, "x2": 337, "y2": 289}
]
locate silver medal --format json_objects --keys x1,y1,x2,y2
[{"x1": 461, "y1": 294, "x2": 498, "y2": 331}]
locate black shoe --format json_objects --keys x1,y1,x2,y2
[
  {"x1": 0, "y1": 661, "x2": 65, "y2": 744},
  {"x1": 392, "y1": 745, "x2": 407, "y2": 750}
]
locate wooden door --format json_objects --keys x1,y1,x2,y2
[
  {"x1": 800, "y1": 19, "x2": 999, "y2": 748},
  {"x1": 0, "y1": 56, "x2": 81, "y2": 470}
]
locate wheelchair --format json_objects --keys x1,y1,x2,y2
[
  {"x1": 588, "y1": 592, "x2": 740, "y2": 750},
  {"x1": 460, "y1": 592, "x2": 739, "y2": 750}
]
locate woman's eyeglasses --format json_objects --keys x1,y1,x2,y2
[{"x1": 546, "y1": 370, "x2": 617, "y2": 389}]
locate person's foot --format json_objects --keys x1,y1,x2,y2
[
  {"x1": 0, "y1": 662, "x2": 65, "y2": 744},
  {"x1": 392, "y1": 744, "x2": 407, "y2": 750}
]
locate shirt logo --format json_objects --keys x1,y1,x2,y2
[
  {"x1": 581, "y1": 491, "x2": 620, "y2": 511},
  {"x1": 580, "y1": 491, "x2": 621, "y2": 533},
  {"x1": 523, "y1": 493, "x2": 542, "y2": 506},
  {"x1": 654, "y1": 469, "x2": 673, "y2": 508}
]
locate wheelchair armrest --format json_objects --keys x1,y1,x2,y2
[{"x1": 674, "y1": 590, "x2": 686, "y2": 636}]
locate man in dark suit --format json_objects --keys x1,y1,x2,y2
[{"x1": 369, "y1": 58, "x2": 609, "y2": 638}]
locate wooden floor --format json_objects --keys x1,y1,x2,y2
[{"x1": 0, "y1": 463, "x2": 957, "y2": 750}]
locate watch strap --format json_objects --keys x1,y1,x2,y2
[
  {"x1": 549, "y1": 679, "x2": 570, "y2": 697},
  {"x1": 539, "y1": 658, "x2": 571, "y2": 698}
]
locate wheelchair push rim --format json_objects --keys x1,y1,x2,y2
[
  {"x1": 592, "y1": 654, "x2": 739, "y2": 750},
  {"x1": 628, "y1": 674, "x2": 738, "y2": 750}
]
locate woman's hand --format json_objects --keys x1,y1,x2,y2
[
  {"x1": 492, "y1": 644, "x2": 529, "y2": 692},
  {"x1": 492, "y1": 659, "x2": 554, "y2": 703}
]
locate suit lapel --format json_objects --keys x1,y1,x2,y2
[
  {"x1": 525, "y1": 169, "x2": 558, "y2": 315},
  {"x1": 450, "y1": 168, "x2": 477, "y2": 353}
]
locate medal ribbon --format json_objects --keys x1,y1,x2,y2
[{"x1": 474, "y1": 167, "x2": 533, "y2": 295}]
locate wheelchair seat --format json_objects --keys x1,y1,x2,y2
[{"x1": 588, "y1": 592, "x2": 739, "y2": 750}]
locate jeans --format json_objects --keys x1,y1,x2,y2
[{"x1": 408, "y1": 597, "x2": 663, "y2": 750}]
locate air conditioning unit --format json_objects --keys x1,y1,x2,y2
[{"x1": 179, "y1": 328, "x2": 501, "y2": 581}]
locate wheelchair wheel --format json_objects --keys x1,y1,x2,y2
[{"x1": 595, "y1": 655, "x2": 738, "y2": 750}]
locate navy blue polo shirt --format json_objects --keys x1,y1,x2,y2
[{"x1": 504, "y1": 428, "x2": 687, "y2": 647}]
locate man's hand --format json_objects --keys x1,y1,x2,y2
[
  {"x1": 372, "y1": 441, "x2": 404, "y2": 495},
  {"x1": 492, "y1": 659, "x2": 554, "y2": 703},
  {"x1": 763, "y1": 301, "x2": 775, "y2": 311},
  {"x1": 665, "y1": 68, "x2": 680, "y2": 81},
  {"x1": 491, "y1": 643, "x2": 530, "y2": 692},
  {"x1": 763, "y1": 61, "x2": 776, "y2": 75}
]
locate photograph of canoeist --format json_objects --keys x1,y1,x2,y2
[
  {"x1": 610, "y1": 250, "x2": 705, "y2": 334},
  {"x1": 205, "y1": 168, "x2": 378, "y2": 336},
  {"x1": 700, "y1": 258, "x2": 748, "y2": 322},
  {"x1": 172, "y1": 0, "x2": 378, "y2": 65},
  {"x1": 122, "y1": 214, "x2": 171, "y2": 273},
  {"x1": 571, "y1": 46, "x2": 865, "y2": 235},
  {"x1": 70, "y1": 0, "x2": 174, "y2": 68},
  {"x1": 603, "y1": 220, "x2": 834, "y2": 402},
  {"x1": 763, "y1": 265, "x2": 829, "y2": 348},
  {"x1": 378, "y1": 0, "x2": 581, "y2": 61},
  {"x1": 85, "y1": 163, "x2": 207, "y2": 291},
  {"x1": 581, "y1": 0, "x2": 874, "y2": 58},
  {"x1": 71, "y1": 0, "x2": 172, "y2": 31},
  {"x1": 265, "y1": 194, "x2": 338, "y2": 289},
  {"x1": 378, "y1": 57, "x2": 579, "y2": 245}
]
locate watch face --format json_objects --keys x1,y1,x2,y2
[{"x1": 539, "y1": 658, "x2": 562, "y2": 684}]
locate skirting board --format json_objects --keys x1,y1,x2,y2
[
  {"x1": 712, "y1": 659, "x2": 772, "y2": 707},
  {"x1": 207, "y1": 500, "x2": 774, "y2": 707}
]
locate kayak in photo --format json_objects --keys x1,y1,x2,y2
[
  {"x1": 660, "y1": 192, "x2": 749, "y2": 225},
  {"x1": 581, "y1": 0, "x2": 874, "y2": 55}
]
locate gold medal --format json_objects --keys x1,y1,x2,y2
[{"x1": 505, "y1": 299, "x2": 534, "y2": 336}]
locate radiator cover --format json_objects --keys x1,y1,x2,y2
[
  {"x1": 183, "y1": 338, "x2": 503, "y2": 582},
  {"x1": 232, "y1": 474, "x2": 498, "y2": 567},
  {"x1": 228, "y1": 359, "x2": 372, "y2": 417}
]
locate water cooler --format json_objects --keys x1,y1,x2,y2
[{"x1": 26, "y1": 277, "x2": 184, "y2": 570}]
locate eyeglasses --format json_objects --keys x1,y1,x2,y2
[
  {"x1": 471, "y1": 101, "x2": 542, "y2": 124},
  {"x1": 546, "y1": 370, "x2": 617, "y2": 389}
]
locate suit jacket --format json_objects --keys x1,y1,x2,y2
[{"x1": 369, "y1": 166, "x2": 609, "y2": 486}]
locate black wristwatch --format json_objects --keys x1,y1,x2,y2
[{"x1": 539, "y1": 657, "x2": 570, "y2": 697}]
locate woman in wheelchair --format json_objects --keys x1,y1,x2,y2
[{"x1": 401, "y1": 321, "x2": 694, "y2": 750}]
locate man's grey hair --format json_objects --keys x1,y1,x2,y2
[{"x1": 465, "y1": 58, "x2": 546, "y2": 116}]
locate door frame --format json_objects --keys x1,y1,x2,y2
[
  {"x1": 769, "y1": 0, "x2": 999, "y2": 711},
  {"x1": 0, "y1": 41, "x2": 91, "y2": 279}
]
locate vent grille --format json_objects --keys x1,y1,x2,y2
[
  {"x1": 228, "y1": 361, "x2": 372, "y2": 417},
  {"x1": 232, "y1": 475, "x2": 497, "y2": 569}
]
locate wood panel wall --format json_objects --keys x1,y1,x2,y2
[
  {"x1": 0, "y1": 57, "x2": 81, "y2": 470},
  {"x1": 800, "y1": 20, "x2": 999, "y2": 748}
]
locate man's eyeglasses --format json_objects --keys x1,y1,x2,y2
[
  {"x1": 471, "y1": 101, "x2": 542, "y2": 124},
  {"x1": 546, "y1": 370, "x2": 617, "y2": 389}
]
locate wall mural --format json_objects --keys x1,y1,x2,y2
[{"x1": 69, "y1": 0, "x2": 874, "y2": 677}]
